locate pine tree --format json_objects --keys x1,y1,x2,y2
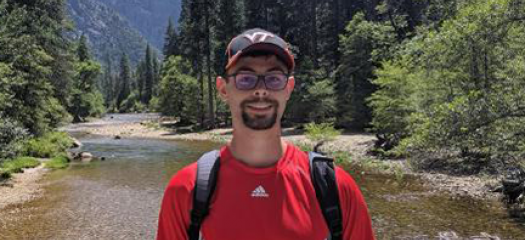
[
  {"x1": 159, "y1": 56, "x2": 199, "y2": 124},
  {"x1": 71, "y1": 35, "x2": 104, "y2": 122},
  {"x1": 102, "y1": 53, "x2": 115, "y2": 109},
  {"x1": 136, "y1": 59, "x2": 146, "y2": 102},
  {"x1": 152, "y1": 50, "x2": 160, "y2": 97},
  {"x1": 0, "y1": 0, "x2": 69, "y2": 134},
  {"x1": 143, "y1": 44, "x2": 154, "y2": 104},
  {"x1": 77, "y1": 34, "x2": 91, "y2": 62},
  {"x1": 163, "y1": 17, "x2": 180, "y2": 58},
  {"x1": 335, "y1": 12, "x2": 397, "y2": 130},
  {"x1": 117, "y1": 53, "x2": 132, "y2": 110}
]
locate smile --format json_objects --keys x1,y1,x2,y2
[{"x1": 247, "y1": 104, "x2": 272, "y2": 112}]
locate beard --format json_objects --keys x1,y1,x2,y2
[{"x1": 240, "y1": 97, "x2": 279, "y2": 130}]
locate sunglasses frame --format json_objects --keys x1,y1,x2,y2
[{"x1": 226, "y1": 72, "x2": 290, "y2": 91}]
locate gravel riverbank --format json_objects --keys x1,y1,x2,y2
[{"x1": 0, "y1": 165, "x2": 48, "y2": 211}]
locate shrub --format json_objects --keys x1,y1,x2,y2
[
  {"x1": 23, "y1": 131, "x2": 74, "y2": 158},
  {"x1": 45, "y1": 155, "x2": 69, "y2": 169},
  {"x1": 304, "y1": 122, "x2": 341, "y2": 143},
  {"x1": 0, "y1": 117, "x2": 29, "y2": 160},
  {"x1": 0, "y1": 157, "x2": 40, "y2": 174}
]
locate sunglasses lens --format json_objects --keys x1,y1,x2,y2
[
  {"x1": 235, "y1": 73, "x2": 258, "y2": 90},
  {"x1": 264, "y1": 73, "x2": 287, "y2": 90}
]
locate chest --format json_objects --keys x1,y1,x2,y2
[{"x1": 200, "y1": 165, "x2": 329, "y2": 240}]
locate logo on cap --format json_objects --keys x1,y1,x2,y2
[{"x1": 243, "y1": 32, "x2": 275, "y2": 44}]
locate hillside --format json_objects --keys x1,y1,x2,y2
[
  {"x1": 67, "y1": 0, "x2": 149, "y2": 65},
  {"x1": 98, "y1": 0, "x2": 182, "y2": 51}
]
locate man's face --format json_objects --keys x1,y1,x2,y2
[{"x1": 217, "y1": 55, "x2": 295, "y2": 131}]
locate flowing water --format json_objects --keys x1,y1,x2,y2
[{"x1": 0, "y1": 114, "x2": 524, "y2": 239}]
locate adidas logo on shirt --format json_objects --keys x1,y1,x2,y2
[{"x1": 251, "y1": 185, "x2": 269, "y2": 198}]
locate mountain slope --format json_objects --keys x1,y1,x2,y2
[
  {"x1": 67, "y1": 0, "x2": 149, "y2": 65},
  {"x1": 97, "y1": 0, "x2": 182, "y2": 51}
]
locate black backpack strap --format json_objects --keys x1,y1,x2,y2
[
  {"x1": 188, "y1": 150, "x2": 220, "y2": 240},
  {"x1": 309, "y1": 152, "x2": 343, "y2": 240}
]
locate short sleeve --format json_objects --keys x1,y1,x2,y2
[
  {"x1": 157, "y1": 163, "x2": 197, "y2": 240},
  {"x1": 336, "y1": 167, "x2": 376, "y2": 240}
]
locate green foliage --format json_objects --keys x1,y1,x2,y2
[
  {"x1": 0, "y1": 63, "x2": 14, "y2": 112},
  {"x1": 369, "y1": 0, "x2": 525, "y2": 172},
  {"x1": 0, "y1": 117, "x2": 28, "y2": 160},
  {"x1": 23, "y1": 132, "x2": 74, "y2": 158},
  {"x1": 336, "y1": 12, "x2": 398, "y2": 130},
  {"x1": 116, "y1": 53, "x2": 132, "y2": 110},
  {"x1": 149, "y1": 97, "x2": 160, "y2": 112},
  {"x1": 0, "y1": 1, "x2": 70, "y2": 135},
  {"x1": 304, "y1": 122, "x2": 341, "y2": 143},
  {"x1": 0, "y1": 157, "x2": 40, "y2": 174},
  {"x1": 70, "y1": 36, "x2": 105, "y2": 122},
  {"x1": 305, "y1": 78, "x2": 337, "y2": 123},
  {"x1": 45, "y1": 154, "x2": 69, "y2": 169},
  {"x1": 120, "y1": 91, "x2": 146, "y2": 113},
  {"x1": 159, "y1": 56, "x2": 200, "y2": 124},
  {"x1": 368, "y1": 60, "x2": 416, "y2": 152}
]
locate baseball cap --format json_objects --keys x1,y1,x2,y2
[{"x1": 225, "y1": 28, "x2": 295, "y2": 72}]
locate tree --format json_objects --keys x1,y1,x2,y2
[
  {"x1": 0, "y1": 1, "x2": 70, "y2": 135},
  {"x1": 163, "y1": 17, "x2": 180, "y2": 58},
  {"x1": 102, "y1": 53, "x2": 116, "y2": 109},
  {"x1": 370, "y1": 0, "x2": 525, "y2": 172},
  {"x1": 159, "y1": 56, "x2": 199, "y2": 124},
  {"x1": 143, "y1": 44, "x2": 155, "y2": 104},
  {"x1": 336, "y1": 12, "x2": 397, "y2": 130},
  {"x1": 116, "y1": 53, "x2": 132, "y2": 110},
  {"x1": 70, "y1": 35, "x2": 104, "y2": 122}
]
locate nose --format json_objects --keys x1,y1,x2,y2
[{"x1": 252, "y1": 77, "x2": 269, "y2": 97}]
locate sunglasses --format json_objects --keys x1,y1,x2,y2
[{"x1": 226, "y1": 72, "x2": 290, "y2": 90}]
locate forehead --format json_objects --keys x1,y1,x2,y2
[{"x1": 228, "y1": 55, "x2": 288, "y2": 74}]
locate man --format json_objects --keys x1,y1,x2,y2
[{"x1": 157, "y1": 28, "x2": 375, "y2": 240}]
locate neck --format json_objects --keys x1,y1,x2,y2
[{"x1": 229, "y1": 123, "x2": 286, "y2": 168}]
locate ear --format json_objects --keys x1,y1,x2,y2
[
  {"x1": 216, "y1": 76, "x2": 228, "y2": 101},
  {"x1": 285, "y1": 76, "x2": 295, "y2": 100}
]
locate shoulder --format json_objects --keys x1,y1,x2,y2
[
  {"x1": 164, "y1": 162, "x2": 198, "y2": 196},
  {"x1": 334, "y1": 166, "x2": 370, "y2": 214},
  {"x1": 335, "y1": 167, "x2": 361, "y2": 192}
]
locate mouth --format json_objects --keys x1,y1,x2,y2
[{"x1": 246, "y1": 104, "x2": 273, "y2": 112}]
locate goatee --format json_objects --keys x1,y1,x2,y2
[{"x1": 240, "y1": 98, "x2": 279, "y2": 130}]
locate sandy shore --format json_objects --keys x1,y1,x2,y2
[
  {"x1": 69, "y1": 117, "x2": 500, "y2": 200},
  {"x1": 0, "y1": 164, "x2": 48, "y2": 210}
]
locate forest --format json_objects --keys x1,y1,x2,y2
[{"x1": 1, "y1": 0, "x2": 524, "y2": 174}]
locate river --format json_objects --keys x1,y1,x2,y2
[{"x1": 0, "y1": 114, "x2": 523, "y2": 239}]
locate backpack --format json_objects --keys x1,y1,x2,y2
[{"x1": 187, "y1": 150, "x2": 343, "y2": 240}]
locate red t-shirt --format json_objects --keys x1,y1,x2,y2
[{"x1": 157, "y1": 143, "x2": 375, "y2": 240}]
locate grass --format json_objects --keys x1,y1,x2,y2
[
  {"x1": 23, "y1": 131, "x2": 74, "y2": 158},
  {"x1": 143, "y1": 121, "x2": 162, "y2": 130},
  {"x1": 304, "y1": 122, "x2": 341, "y2": 142},
  {"x1": 0, "y1": 157, "x2": 40, "y2": 179},
  {"x1": 45, "y1": 155, "x2": 69, "y2": 169}
]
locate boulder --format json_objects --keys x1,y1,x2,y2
[
  {"x1": 71, "y1": 137, "x2": 82, "y2": 148},
  {"x1": 66, "y1": 151, "x2": 76, "y2": 161},
  {"x1": 72, "y1": 151, "x2": 94, "y2": 162},
  {"x1": 79, "y1": 152, "x2": 93, "y2": 159}
]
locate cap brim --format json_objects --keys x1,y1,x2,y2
[{"x1": 225, "y1": 43, "x2": 295, "y2": 72}]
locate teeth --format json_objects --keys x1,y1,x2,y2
[{"x1": 249, "y1": 104, "x2": 271, "y2": 108}]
